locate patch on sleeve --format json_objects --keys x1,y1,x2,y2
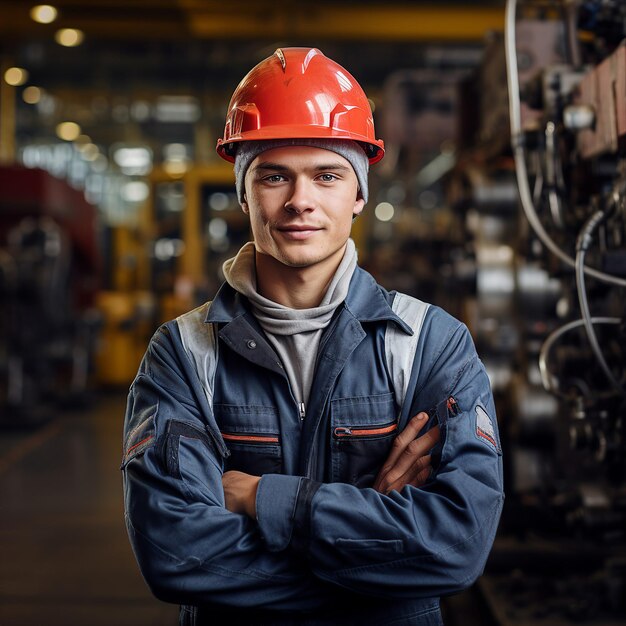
[
  {"x1": 121, "y1": 414, "x2": 155, "y2": 468},
  {"x1": 475, "y1": 405, "x2": 499, "y2": 452}
]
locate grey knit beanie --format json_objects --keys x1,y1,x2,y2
[{"x1": 234, "y1": 138, "x2": 369, "y2": 205}]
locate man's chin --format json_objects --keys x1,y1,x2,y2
[
  {"x1": 257, "y1": 241, "x2": 347, "y2": 271},
  {"x1": 276, "y1": 254, "x2": 320, "y2": 269}
]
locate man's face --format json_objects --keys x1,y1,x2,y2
[{"x1": 242, "y1": 145, "x2": 365, "y2": 271}]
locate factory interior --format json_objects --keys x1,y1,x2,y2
[{"x1": 1, "y1": 0, "x2": 625, "y2": 624}]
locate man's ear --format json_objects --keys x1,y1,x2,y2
[
  {"x1": 241, "y1": 194, "x2": 249, "y2": 214},
  {"x1": 353, "y1": 197, "x2": 365, "y2": 217}
]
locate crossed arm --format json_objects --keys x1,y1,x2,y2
[
  {"x1": 123, "y1": 321, "x2": 503, "y2": 607},
  {"x1": 223, "y1": 411, "x2": 440, "y2": 517}
]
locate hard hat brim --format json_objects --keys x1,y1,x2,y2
[{"x1": 217, "y1": 127, "x2": 384, "y2": 164}]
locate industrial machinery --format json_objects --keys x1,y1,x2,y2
[
  {"x1": 445, "y1": 1, "x2": 626, "y2": 623},
  {"x1": 0, "y1": 165, "x2": 101, "y2": 425}
]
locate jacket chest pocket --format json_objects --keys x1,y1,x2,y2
[
  {"x1": 213, "y1": 404, "x2": 282, "y2": 476},
  {"x1": 330, "y1": 393, "x2": 397, "y2": 488}
]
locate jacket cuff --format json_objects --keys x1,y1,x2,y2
[
  {"x1": 255, "y1": 474, "x2": 302, "y2": 551},
  {"x1": 256, "y1": 475, "x2": 321, "y2": 553},
  {"x1": 290, "y1": 477, "x2": 322, "y2": 554}
]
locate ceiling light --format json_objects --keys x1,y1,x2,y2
[
  {"x1": 30, "y1": 5, "x2": 58, "y2": 24},
  {"x1": 80, "y1": 143, "x2": 100, "y2": 161},
  {"x1": 209, "y1": 192, "x2": 230, "y2": 212},
  {"x1": 112, "y1": 145, "x2": 152, "y2": 175},
  {"x1": 4, "y1": 67, "x2": 29, "y2": 86},
  {"x1": 209, "y1": 218, "x2": 228, "y2": 239},
  {"x1": 163, "y1": 143, "x2": 189, "y2": 161},
  {"x1": 374, "y1": 202, "x2": 395, "y2": 222},
  {"x1": 56, "y1": 121, "x2": 81, "y2": 141},
  {"x1": 23, "y1": 86, "x2": 42, "y2": 104},
  {"x1": 55, "y1": 28, "x2": 84, "y2": 47},
  {"x1": 75, "y1": 133, "x2": 92, "y2": 146},
  {"x1": 121, "y1": 181, "x2": 150, "y2": 203},
  {"x1": 155, "y1": 96, "x2": 200, "y2": 123},
  {"x1": 163, "y1": 160, "x2": 188, "y2": 177}
]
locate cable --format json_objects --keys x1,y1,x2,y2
[
  {"x1": 575, "y1": 209, "x2": 625, "y2": 394},
  {"x1": 545, "y1": 121, "x2": 565, "y2": 228},
  {"x1": 539, "y1": 317, "x2": 622, "y2": 397},
  {"x1": 531, "y1": 149, "x2": 544, "y2": 206},
  {"x1": 504, "y1": 0, "x2": 626, "y2": 288}
]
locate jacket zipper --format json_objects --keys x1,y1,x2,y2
[
  {"x1": 221, "y1": 432, "x2": 279, "y2": 445},
  {"x1": 333, "y1": 422, "x2": 398, "y2": 439},
  {"x1": 299, "y1": 402, "x2": 306, "y2": 421},
  {"x1": 303, "y1": 310, "x2": 343, "y2": 478}
]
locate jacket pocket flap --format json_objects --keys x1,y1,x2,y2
[
  {"x1": 160, "y1": 419, "x2": 222, "y2": 478},
  {"x1": 335, "y1": 538, "x2": 404, "y2": 553}
]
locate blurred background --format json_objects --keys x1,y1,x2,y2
[{"x1": 1, "y1": 0, "x2": 625, "y2": 624}]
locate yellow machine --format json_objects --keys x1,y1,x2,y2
[{"x1": 95, "y1": 161, "x2": 239, "y2": 386}]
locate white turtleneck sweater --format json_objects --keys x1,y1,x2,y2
[{"x1": 222, "y1": 239, "x2": 358, "y2": 413}]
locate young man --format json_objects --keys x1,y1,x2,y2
[{"x1": 122, "y1": 48, "x2": 504, "y2": 626}]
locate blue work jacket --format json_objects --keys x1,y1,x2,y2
[{"x1": 122, "y1": 266, "x2": 504, "y2": 625}]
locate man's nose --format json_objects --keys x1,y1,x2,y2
[{"x1": 284, "y1": 176, "x2": 315, "y2": 213}]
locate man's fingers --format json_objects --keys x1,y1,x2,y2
[
  {"x1": 377, "y1": 425, "x2": 440, "y2": 489},
  {"x1": 379, "y1": 454, "x2": 432, "y2": 495},
  {"x1": 377, "y1": 412, "x2": 429, "y2": 479},
  {"x1": 373, "y1": 414, "x2": 438, "y2": 492},
  {"x1": 410, "y1": 424, "x2": 440, "y2": 452},
  {"x1": 403, "y1": 465, "x2": 432, "y2": 490},
  {"x1": 379, "y1": 456, "x2": 433, "y2": 495},
  {"x1": 395, "y1": 411, "x2": 430, "y2": 447}
]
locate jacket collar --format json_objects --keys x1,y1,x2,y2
[{"x1": 205, "y1": 265, "x2": 413, "y2": 335}]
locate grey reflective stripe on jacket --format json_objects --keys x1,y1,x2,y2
[
  {"x1": 122, "y1": 266, "x2": 504, "y2": 625},
  {"x1": 384, "y1": 292, "x2": 429, "y2": 428},
  {"x1": 177, "y1": 302, "x2": 217, "y2": 409}
]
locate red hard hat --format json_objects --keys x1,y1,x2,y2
[{"x1": 216, "y1": 47, "x2": 384, "y2": 164}]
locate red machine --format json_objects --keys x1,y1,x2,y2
[{"x1": 0, "y1": 165, "x2": 101, "y2": 424}]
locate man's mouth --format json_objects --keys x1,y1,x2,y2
[
  {"x1": 276, "y1": 224, "x2": 323, "y2": 239},
  {"x1": 278, "y1": 224, "x2": 322, "y2": 231}
]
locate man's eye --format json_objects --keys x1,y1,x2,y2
[
  {"x1": 264, "y1": 174, "x2": 285, "y2": 183},
  {"x1": 318, "y1": 174, "x2": 337, "y2": 182}
]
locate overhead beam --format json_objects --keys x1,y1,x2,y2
[
  {"x1": 0, "y1": 2, "x2": 504, "y2": 43},
  {"x1": 186, "y1": 6, "x2": 505, "y2": 41}
]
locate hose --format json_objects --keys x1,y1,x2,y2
[
  {"x1": 504, "y1": 0, "x2": 626, "y2": 288},
  {"x1": 539, "y1": 317, "x2": 621, "y2": 397},
  {"x1": 575, "y1": 209, "x2": 625, "y2": 394}
]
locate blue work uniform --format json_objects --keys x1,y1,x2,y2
[{"x1": 122, "y1": 266, "x2": 504, "y2": 625}]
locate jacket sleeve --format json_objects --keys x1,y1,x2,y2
[
  {"x1": 121, "y1": 324, "x2": 336, "y2": 609},
  {"x1": 254, "y1": 314, "x2": 505, "y2": 599}
]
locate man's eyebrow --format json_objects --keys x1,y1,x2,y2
[
  {"x1": 312, "y1": 163, "x2": 351, "y2": 172},
  {"x1": 252, "y1": 162, "x2": 290, "y2": 172},
  {"x1": 252, "y1": 162, "x2": 351, "y2": 173}
]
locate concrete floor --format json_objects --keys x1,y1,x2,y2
[
  {"x1": 0, "y1": 391, "x2": 492, "y2": 626},
  {"x1": 0, "y1": 392, "x2": 179, "y2": 626}
]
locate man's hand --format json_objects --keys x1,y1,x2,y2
[
  {"x1": 222, "y1": 470, "x2": 261, "y2": 518},
  {"x1": 373, "y1": 412, "x2": 440, "y2": 495}
]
